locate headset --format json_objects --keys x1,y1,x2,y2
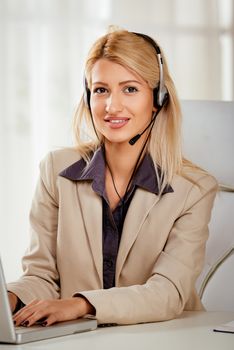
[{"x1": 83, "y1": 32, "x2": 169, "y2": 145}]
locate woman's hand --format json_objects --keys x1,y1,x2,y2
[
  {"x1": 13, "y1": 297, "x2": 95, "y2": 327},
  {"x1": 8, "y1": 292, "x2": 18, "y2": 312}
]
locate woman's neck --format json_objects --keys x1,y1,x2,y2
[
  {"x1": 103, "y1": 139, "x2": 148, "y2": 210},
  {"x1": 104, "y1": 140, "x2": 146, "y2": 179}
]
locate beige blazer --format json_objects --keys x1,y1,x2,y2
[{"x1": 7, "y1": 148, "x2": 218, "y2": 325}]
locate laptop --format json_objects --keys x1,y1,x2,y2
[{"x1": 0, "y1": 258, "x2": 97, "y2": 344}]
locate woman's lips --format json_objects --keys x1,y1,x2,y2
[{"x1": 105, "y1": 118, "x2": 130, "y2": 129}]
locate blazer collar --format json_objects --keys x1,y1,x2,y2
[
  {"x1": 59, "y1": 147, "x2": 105, "y2": 197},
  {"x1": 59, "y1": 147, "x2": 173, "y2": 196},
  {"x1": 59, "y1": 148, "x2": 104, "y2": 182}
]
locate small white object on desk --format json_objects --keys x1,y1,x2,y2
[{"x1": 214, "y1": 320, "x2": 234, "y2": 334}]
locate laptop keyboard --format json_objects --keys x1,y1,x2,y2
[{"x1": 15, "y1": 325, "x2": 42, "y2": 333}]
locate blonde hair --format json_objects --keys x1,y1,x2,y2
[{"x1": 73, "y1": 28, "x2": 203, "y2": 192}]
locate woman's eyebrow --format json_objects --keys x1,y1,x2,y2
[
  {"x1": 119, "y1": 80, "x2": 142, "y2": 85},
  {"x1": 92, "y1": 80, "x2": 143, "y2": 86},
  {"x1": 92, "y1": 81, "x2": 108, "y2": 86}
]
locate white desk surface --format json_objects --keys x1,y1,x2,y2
[{"x1": 0, "y1": 311, "x2": 233, "y2": 350}]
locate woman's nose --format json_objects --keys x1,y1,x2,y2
[{"x1": 105, "y1": 94, "x2": 123, "y2": 114}]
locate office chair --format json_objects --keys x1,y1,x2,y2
[{"x1": 181, "y1": 100, "x2": 234, "y2": 311}]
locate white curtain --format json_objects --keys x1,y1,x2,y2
[{"x1": 0, "y1": 0, "x2": 233, "y2": 281}]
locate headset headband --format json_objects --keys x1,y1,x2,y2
[{"x1": 132, "y1": 32, "x2": 168, "y2": 107}]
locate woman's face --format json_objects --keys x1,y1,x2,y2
[{"x1": 90, "y1": 58, "x2": 156, "y2": 145}]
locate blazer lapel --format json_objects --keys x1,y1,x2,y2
[
  {"x1": 116, "y1": 189, "x2": 160, "y2": 280},
  {"x1": 76, "y1": 182, "x2": 103, "y2": 286}
]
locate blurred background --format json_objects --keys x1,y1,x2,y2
[{"x1": 0, "y1": 0, "x2": 233, "y2": 281}]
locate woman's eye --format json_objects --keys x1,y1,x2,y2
[
  {"x1": 124, "y1": 86, "x2": 138, "y2": 93},
  {"x1": 93, "y1": 87, "x2": 107, "y2": 94}
]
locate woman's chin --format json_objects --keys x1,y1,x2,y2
[{"x1": 104, "y1": 136, "x2": 131, "y2": 146}]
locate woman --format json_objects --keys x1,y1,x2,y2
[{"x1": 8, "y1": 28, "x2": 218, "y2": 327}]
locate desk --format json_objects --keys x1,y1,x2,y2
[{"x1": 0, "y1": 311, "x2": 233, "y2": 350}]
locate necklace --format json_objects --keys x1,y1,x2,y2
[{"x1": 106, "y1": 163, "x2": 123, "y2": 203}]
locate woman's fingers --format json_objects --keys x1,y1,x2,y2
[
  {"x1": 42, "y1": 313, "x2": 57, "y2": 327},
  {"x1": 13, "y1": 299, "x2": 38, "y2": 317},
  {"x1": 13, "y1": 299, "x2": 39, "y2": 326},
  {"x1": 12, "y1": 298, "x2": 87, "y2": 327},
  {"x1": 21, "y1": 308, "x2": 50, "y2": 327}
]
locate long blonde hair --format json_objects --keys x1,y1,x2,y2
[{"x1": 73, "y1": 28, "x2": 202, "y2": 192}]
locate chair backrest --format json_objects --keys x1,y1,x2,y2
[{"x1": 181, "y1": 100, "x2": 234, "y2": 311}]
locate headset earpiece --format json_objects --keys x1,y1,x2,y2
[
  {"x1": 83, "y1": 76, "x2": 100, "y2": 141},
  {"x1": 83, "y1": 77, "x2": 91, "y2": 110},
  {"x1": 154, "y1": 85, "x2": 169, "y2": 108},
  {"x1": 153, "y1": 86, "x2": 160, "y2": 108}
]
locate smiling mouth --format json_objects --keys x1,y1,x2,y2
[
  {"x1": 108, "y1": 119, "x2": 128, "y2": 124},
  {"x1": 105, "y1": 118, "x2": 130, "y2": 129}
]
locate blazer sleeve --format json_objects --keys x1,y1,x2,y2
[
  {"x1": 79, "y1": 174, "x2": 218, "y2": 325},
  {"x1": 7, "y1": 152, "x2": 60, "y2": 304}
]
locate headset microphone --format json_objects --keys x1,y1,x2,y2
[
  {"x1": 129, "y1": 108, "x2": 161, "y2": 146},
  {"x1": 129, "y1": 134, "x2": 141, "y2": 146}
]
